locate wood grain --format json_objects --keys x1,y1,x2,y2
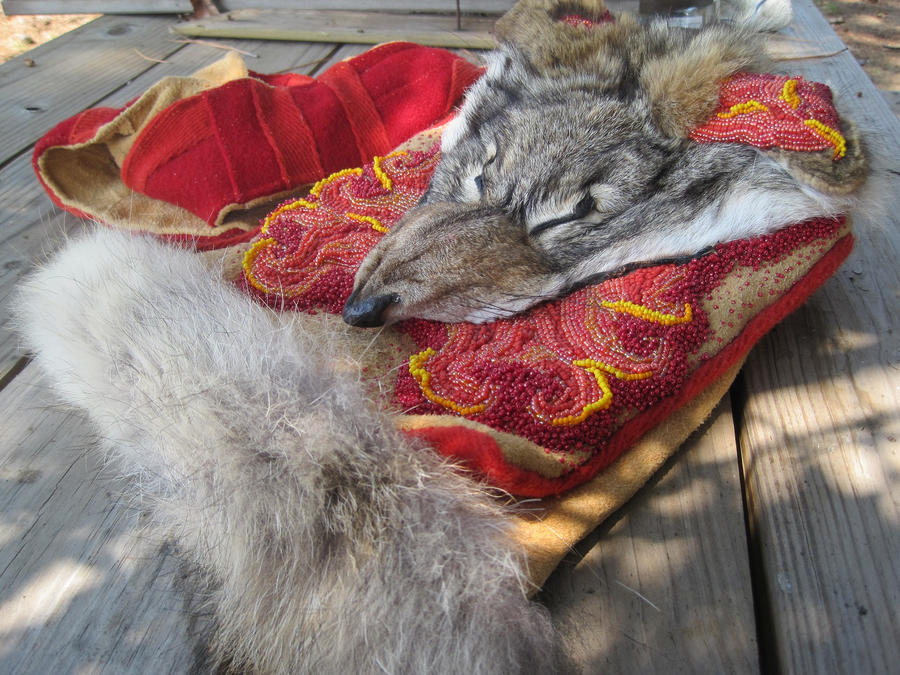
[
  {"x1": 0, "y1": 39, "x2": 338, "y2": 383},
  {"x1": 217, "y1": 0, "x2": 515, "y2": 11},
  {"x1": 0, "y1": 363, "x2": 209, "y2": 674},
  {"x1": 737, "y1": 0, "x2": 900, "y2": 672},
  {"x1": 173, "y1": 9, "x2": 498, "y2": 49},
  {"x1": 96, "y1": 38, "x2": 338, "y2": 107},
  {"x1": 2, "y1": 2, "x2": 897, "y2": 672},
  {"x1": 4, "y1": 0, "x2": 190, "y2": 13},
  {"x1": 542, "y1": 397, "x2": 760, "y2": 674},
  {"x1": 0, "y1": 154, "x2": 73, "y2": 382},
  {"x1": 3, "y1": 0, "x2": 516, "y2": 14},
  {"x1": 0, "y1": 15, "x2": 181, "y2": 162},
  {"x1": 0, "y1": 37, "x2": 354, "y2": 672}
]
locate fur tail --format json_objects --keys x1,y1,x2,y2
[{"x1": 14, "y1": 229, "x2": 559, "y2": 674}]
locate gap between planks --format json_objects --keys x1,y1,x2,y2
[
  {"x1": 541, "y1": 394, "x2": 760, "y2": 674},
  {"x1": 173, "y1": 9, "x2": 499, "y2": 49},
  {"x1": 0, "y1": 15, "x2": 185, "y2": 159},
  {"x1": 734, "y1": 2, "x2": 900, "y2": 672}
]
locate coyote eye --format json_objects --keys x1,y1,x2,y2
[
  {"x1": 573, "y1": 194, "x2": 594, "y2": 218},
  {"x1": 530, "y1": 193, "x2": 597, "y2": 236},
  {"x1": 473, "y1": 174, "x2": 485, "y2": 195}
]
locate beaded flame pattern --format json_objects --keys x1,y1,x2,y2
[
  {"x1": 242, "y1": 146, "x2": 713, "y2": 449},
  {"x1": 241, "y1": 149, "x2": 439, "y2": 312},
  {"x1": 403, "y1": 270, "x2": 695, "y2": 430},
  {"x1": 395, "y1": 216, "x2": 844, "y2": 457},
  {"x1": 690, "y1": 73, "x2": 847, "y2": 160},
  {"x1": 395, "y1": 260, "x2": 711, "y2": 454}
]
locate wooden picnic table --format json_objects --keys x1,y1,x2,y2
[{"x1": 0, "y1": 1, "x2": 897, "y2": 672}]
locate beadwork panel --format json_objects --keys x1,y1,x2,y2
[{"x1": 239, "y1": 137, "x2": 851, "y2": 496}]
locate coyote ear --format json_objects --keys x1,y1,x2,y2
[
  {"x1": 494, "y1": 0, "x2": 614, "y2": 71},
  {"x1": 496, "y1": 0, "x2": 611, "y2": 43},
  {"x1": 641, "y1": 26, "x2": 769, "y2": 138}
]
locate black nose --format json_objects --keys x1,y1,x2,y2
[{"x1": 342, "y1": 292, "x2": 399, "y2": 327}]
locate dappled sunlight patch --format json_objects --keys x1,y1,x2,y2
[{"x1": 0, "y1": 560, "x2": 103, "y2": 642}]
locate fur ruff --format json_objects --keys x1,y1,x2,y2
[
  {"x1": 14, "y1": 229, "x2": 560, "y2": 674},
  {"x1": 494, "y1": 0, "x2": 770, "y2": 139},
  {"x1": 345, "y1": 14, "x2": 864, "y2": 326}
]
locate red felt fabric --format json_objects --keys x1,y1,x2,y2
[
  {"x1": 33, "y1": 50, "x2": 858, "y2": 498},
  {"x1": 122, "y1": 43, "x2": 480, "y2": 226},
  {"x1": 33, "y1": 43, "x2": 482, "y2": 230},
  {"x1": 32, "y1": 106, "x2": 121, "y2": 220},
  {"x1": 404, "y1": 426, "x2": 513, "y2": 484}
]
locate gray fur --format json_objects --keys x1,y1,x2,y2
[
  {"x1": 15, "y1": 229, "x2": 560, "y2": 674},
  {"x1": 345, "y1": 15, "x2": 865, "y2": 326}
]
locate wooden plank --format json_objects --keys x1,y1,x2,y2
[
  {"x1": 97, "y1": 38, "x2": 339, "y2": 106},
  {"x1": 0, "y1": 15, "x2": 182, "y2": 162},
  {"x1": 542, "y1": 396, "x2": 760, "y2": 674},
  {"x1": 4, "y1": 0, "x2": 191, "y2": 14},
  {"x1": 310, "y1": 35, "x2": 486, "y2": 75},
  {"x1": 0, "y1": 39, "x2": 339, "y2": 383},
  {"x1": 217, "y1": 1, "x2": 515, "y2": 11},
  {"x1": 173, "y1": 9, "x2": 498, "y2": 49},
  {"x1": 0, "y1": 157, "x2": 73, "y2": 383},
  {"x1": 0, "y1": 363, "x2": 210, "y2": 674},
  {"x1": 314, "y1": 41, "x2": 375, "y2": 73},
  {"x1": 0, "y1": 38, "x2": 341, "y2": 669},
  {"x1": 736, "y1": 0, "x2": 900, "y2": 672}
]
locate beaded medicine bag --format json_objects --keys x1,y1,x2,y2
[{"x1": 240, "y1": 72, "x2": 858, "y2": 498}]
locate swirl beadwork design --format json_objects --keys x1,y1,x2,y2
[{"x1": 690, "y1": 73, "x2": 847, "y2": 160}]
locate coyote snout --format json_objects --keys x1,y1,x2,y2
[
  {"x1": 345, "y1": 3, "x2": 866, "y2": 327},
  {"x1": 343, "y1": 202, "x2": 564, "y2": 326}
]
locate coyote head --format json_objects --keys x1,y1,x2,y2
[{"x1": 343, "y1": 9, "x2": 864, "y2": 327}]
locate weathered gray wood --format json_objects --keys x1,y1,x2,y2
[
  {"x1": 0, "y1": 39, "x2": 339, "y2": 382},
  {"x1": 311, "y1": 35, "x2": 486, "y2": 75},
  {"x1": 4, "y1": 0, "x2": 191, "y2": 13},
  {"x1": 0, "y1": 15, "x2": 183, "y2": 161},
  {"x1": 0, "y1": 363, "x2": 210, "y2": 674},
  {"x1": 218, "y1": 1, "x2": 514, "y2": 11},
  {"x1": 173, "y1": 9, "x2": 498, "y2": 49},
  {"x1": 0, "y1": 156, "x2": 74, "y2": 383},
  {"x1": 3, "y1": 0, "x2": 516, "y2": 14},
  {"x1": 543, "y1": 396, "x2": 760, "y2": 674},
  {"x1": 314, "y1": 41, "x2": 374, "y2": 73},
  {"x1": 0, "y1": 38, "x2": 350, "y2": 671},
  {"x1": 1, "y1": 3, "x2": 897, "y2": 672},
  {"x1": 98, "y1": 38, "x2": 339, "y2": 106},
  {"x1": 737, "y1": 0, "x2": 900, "y2": 673}
]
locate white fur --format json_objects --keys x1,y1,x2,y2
[
  {"x1": 570, "y1": 160, "x2": 854, "y2": 284},
  {"x1": 14, "y1": 229, "x2": 560, "y2": 675},
  {"x1": 440, "y1": 52, "x2": 502, "y2": 153},
  {"x1": 723, "y1": 0, "x2": 794, "y2": 32}
]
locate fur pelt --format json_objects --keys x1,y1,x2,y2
[
  {"x1": 344, "y1": 9, "x2": 865, "y2": 326},
  {"x1": 495, "y1": 1, "x2": 769, "y2": 138},
  {"x1": 14, "y1": 229, "x2": 560, "y2": 674}
]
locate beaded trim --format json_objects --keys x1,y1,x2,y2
[
  {"x1": 394, "y1": 216, "x2": 843, "y2": 455},
  {"x1": 558, "y1": 11, "x2": 614, "y2": 28},
  {"x1": 410, "y1": 348, "x2": 488, "y2": 416},
  {"x1": 397, "y1": 263, "x2": 706, "y2": 447},
  {"x1": 691, "y1": 73, "x2": 847, "y2": 160},
  {"x1": 600, "y1": 299, "x2": 693, "y2": 325}
]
